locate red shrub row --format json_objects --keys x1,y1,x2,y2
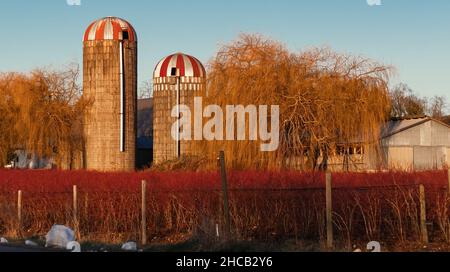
[
  {"x1": 0, "y1": 169, "x2": 447, "y2": 192},
  {"x1": 0, "y1": 169, "x2": 448, "y2": 246}
]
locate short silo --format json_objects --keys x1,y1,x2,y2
[
  {"x1": 83, "y1": 17, "x2": 137, "y2": 172},
  {"x1": 153, "y1": 53, "x2": 206, "y2": 164}
]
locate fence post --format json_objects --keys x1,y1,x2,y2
[
  {"x1": 326, "y1": 172, "x2": 333, "y2": 249},
  {"x1": 219, "y1": 151, "x2": 231, "y2": 239},
  {"x1": 84, "y1": 192, "x2": 89, "y2": 220},
  {"x1": 141, "y1": 180, "x2": 147, "y2": 246},
  {"x1": 17, "y1": 190, "x2": 22, "y2": 237},
  {"x1": 419, "y1": 184, "x2": 429, "y2": 244},
  {"x1": 447, "y1": 169, "x2": 450, "y2": 195},
  {"x1": 73, "y1": 185, "x2": 79, "y2": 240}
]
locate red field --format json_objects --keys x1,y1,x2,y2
[{"x1": 0, "y1": 169, "x2": 449, "y2": 248}]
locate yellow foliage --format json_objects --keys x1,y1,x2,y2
[
  {"x1": 193, "y1": 34, "x2": 392, "y2": 170},
  {"x1": 0, "y1": 64, "x2": 89, "y2": 168}
]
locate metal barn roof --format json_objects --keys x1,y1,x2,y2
[{"x1": 381, "y1": 116, "x2": 450, "y2": 139}]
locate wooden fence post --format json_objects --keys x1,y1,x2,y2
[
  {"x1": 219, "y1": 151, "x2": 231, "y2": 239},
  {"x1": 84, "y1": 193, "x2": 89, "y2": 220},
  {"x1": 17, "y1": 190, "x2": 22, "y2": 237},
  {"x1": 73, "y1": 185, "x2": 79, "y2": 240},
  {"x1": 326, "y1": 172, "x2": 333, "y2": 249},
  {"x1": 447, "y1": 169, "x2": 450, "y2": 195},
  {"x1": 141, "y1": 180, "x2": 147, "y2": 246},
  {"x1": 419, "y1": 184, "x2": 429, "y2": 244}
]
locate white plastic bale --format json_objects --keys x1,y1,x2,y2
[
  {"x1": 45, "y1": 225, "x2": 76, "y2": 248},
  {"x1": 121, "y1": 241, "x2": 137, "y2": 251}
]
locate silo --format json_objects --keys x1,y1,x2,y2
[
  {"x1": 153, "y1": 53, "x2": 206, "y2": 164},
  {"x1": 83, "y1": 17, "x2": 137, "y2": 172}
]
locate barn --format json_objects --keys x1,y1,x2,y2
[
  {"x1": 137, "y1": 98, "x2": 153, "y2": 169},
  {"x1": 379, "y1": 116, "x2": 450, "y2": 170},
  {"x1": 326, "y1": 116, "x2": 450, "y2": 172}
]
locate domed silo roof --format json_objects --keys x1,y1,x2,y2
[
  {"x1": 84, "y1": 16, "x2": 137, "y2": 42},
  {"x1": 154, "y1": 53, "x2": 206, "y2": 78}
]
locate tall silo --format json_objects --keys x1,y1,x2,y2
[
  {"x1": 153, "y1": 53, "x2": 206, "y2": 164},
  {"x1": 83, "y1": 17, "x2": 137, "y2": 172}
]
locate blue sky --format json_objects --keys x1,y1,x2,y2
[{"x1": 0, "y1": 0, "x2": 449, "y2": 99}]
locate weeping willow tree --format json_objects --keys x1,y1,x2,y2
[
  {"x1": 0, "y1": 64, "x2": 89, "y2": 169},
  {"x1": 192, "y1": 34, "x2": 392, "y2": 171},
  {"x1": 0, "y1": 73, "x2": 19, "y2": 166}
]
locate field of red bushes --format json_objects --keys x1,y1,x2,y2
[{"x1": 0, "y1": 169, "x2": 449, "y2": 248}]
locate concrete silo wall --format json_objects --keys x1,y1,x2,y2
[
  {"x1": 153, "y1": 77, "x2": 204, "y2": 164},
  {"x1": 83, "y1": 40, "x2": 137, "y2": 171}
]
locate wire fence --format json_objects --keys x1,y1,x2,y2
[
  {"x1": 1, "y1": 172, "x2": 450, "y2": 248},
  {"x1": 0, "y1": 169, "x2": 450, "y2": 250}
]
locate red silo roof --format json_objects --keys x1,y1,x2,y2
[
  {"x1": 84, "y1": 17, "x2": 137, "y2": 42},
  {"x1": 154, "y1": 53, "x2": 206, "y2": 78}
]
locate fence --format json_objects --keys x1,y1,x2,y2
[{"x1": 0, "y1": 169, "x2": 450, "y2": 248}]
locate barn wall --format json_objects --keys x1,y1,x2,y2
[
  {"x1": 431, "y1": 121, "x2": 450, "y2": 146},
  {"x1": 385, "y1": 120, "x2": 450, "y2": 147},
  {"x1": 387, "y1": 147, "x2": 414, "y2": 170},
  {"x1": 381, "y1": 120, "x2": 450, "y2": 171},
  {"x1": 413, "y1": 146, "x2": 433, "y2": 170},
  {"x1": 384, "y1": 125, "x2": 422, "y2": 146},
  {"x1": 433, "y1": 147, "x2": 447, "y2": 168},
  {"x1": 365, "y1": 144, "x2": 385, "y2": 170}
]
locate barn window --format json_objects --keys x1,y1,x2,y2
[{"x1": 122, "y1": 31, "x2": 129, "y2": 40}]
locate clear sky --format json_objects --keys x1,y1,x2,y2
[{"x1": 0, "y1": 0, "x2": 449, "y2": 99}]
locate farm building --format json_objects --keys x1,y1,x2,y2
[
  {"x1": 379, "y1": 116, "x2": 450, "y2": 170},
  {"x1": 152, "y1": 53, "x2": 206, "y2": 164},
  {"x1": 6, "y1": 151, "x2": 54, "y2": 170},
  {"x1": 83, "y1": 17, "x2": 138, "y2": 172},
  {"x1": 328, "y1": 116, "x2": 450, "y2": 171},
  {"x1": 137, "y1": 98, "x2": 153, "y2": 169}
]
